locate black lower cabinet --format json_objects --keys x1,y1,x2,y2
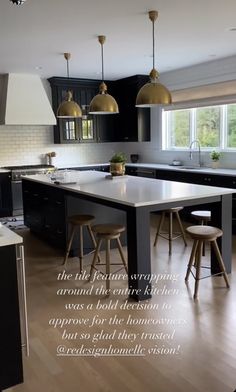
[
  {"x1": 0, "y1": 173, "x2": 12, "y2": 217},
  {"x1": 23, "y1": 180, "x2": 67, "y2": 249},
  {"x1": 0, "y1": 245, "x2": 23, "y2": 390}
]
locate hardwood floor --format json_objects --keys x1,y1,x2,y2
[{"x1": 7, "y1": 218, "x2": 236, "y2": 392}]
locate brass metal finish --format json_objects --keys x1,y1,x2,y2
[
  {"x1": 64, "y1": 53, "x2": 71, "y2": 61},
  {"x1": 149, "y1": 68, "x2": 159, "y2": 80},
  {"x1": 136, "y1": 81, "x2": 172, "y2": 107},
  {"x1": 99, "y1": 81, "x2": 108, "y2": 93},
  {"x1": 136, "y1": 9, "x2": 172, "y2": 107},
  {"x1": 149, "y1": 10, "x2": 158, "y2": 22},
  {"x1": 89, "y1": 35, "x2": 119, "y2": 114},
  {"x1": 89, "y1": 93, "x2": 119, "y2": 114},
  {"x1": 57, "y1": 52, "x2": 82, "y2": 118},
  {"x1": 98, "y1": 35, "x2": 106, "y2": 45}
]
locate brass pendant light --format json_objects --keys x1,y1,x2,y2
[
  {"x1": 89, "y1": 36, "x2": 119, "y2": 115},
  {"x1": 136, "y1": 10, "x2": 172, "y2": 107},
  {"x1": 57, "y1": 53, "x2": 82, "y2": 118}
]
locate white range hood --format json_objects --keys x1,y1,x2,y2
[{"x1": 0, "y1": 73, "x2": 56, "y2": 125}]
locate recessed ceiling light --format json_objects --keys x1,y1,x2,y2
[{"x1": 35, "y1": 66, "x2": 42, "y2": 70}]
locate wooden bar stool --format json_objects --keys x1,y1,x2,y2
[
  {"x1": 90, "y1": 224, "x2": 128, "y2": 291},
  {"x1": 63, "y1": 214, "x2": 98, "y2": 273},
  {"x1": 185, "y1": 225, "x2": 230, "y2": 299},
  {"x1": 153, "y1": 207, "x2": 187, "y2": 255},
  {"x1": 191, "y1": 210, "x2": 211, "y2": 256}
]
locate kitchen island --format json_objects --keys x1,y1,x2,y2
[{"x1": 22, "y1": 171, "x2": 233, "y2": 300}]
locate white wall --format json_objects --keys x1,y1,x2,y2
[{"x1": 1, "y1": 55, "x2": 236, "y2": 168}]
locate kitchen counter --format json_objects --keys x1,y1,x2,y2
[
  {"x1": 23, "y1": 170, "x2": 233, "y2": 207},
  {"x1": 0, "y1": 168, "x2": 10, "y2": 173},
  {"x1": 0, "y1": 224, "x2": 23, "y2": 247},
  {"x1": 126, "y1": 163, "x2": 236, "y2": 176}
]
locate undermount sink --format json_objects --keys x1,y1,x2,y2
[{"x1": 179, "y1": 166, "x2": 205, "y2": 170}]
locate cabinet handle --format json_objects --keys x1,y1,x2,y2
[
  {"x1": 136, "y1": 170, "x2": 155, "y2": 175},
  {"x1": 16, "y1": 245, "x2": 29, "y2": 357},
  {"x1": 43, "y1": 197, "x2": 49, "y2": 201},
  {"x1": 33, "y1": 193, "x2": 39, "y2": 197},
  {"x1": 56, "y1": 201, "x2": 62, "y2": 205}
]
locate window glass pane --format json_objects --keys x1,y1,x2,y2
[
  {"x1": 82, "y1": 119, "x2": 94, "y2": 139},
  {"x1": 169, "y1": 110, "x2": 190, "y2": 147},
  {"x1": 196, "y1": 106, "x2": 220, "y2": 147},
  {"x1": 227, "y1": 104, "x2": 236, "y2": 147}
]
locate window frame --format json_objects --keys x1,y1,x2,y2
[{"x1": 162, "y1": 101, "x2": 236, "y2": 151}]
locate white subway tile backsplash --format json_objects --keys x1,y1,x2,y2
[{"x1": 0, "y1": 125, "x2": 122, "y2": 167}]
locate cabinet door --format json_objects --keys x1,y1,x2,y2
[
  {"x1": 115, "y1": 76, "x2": 150, "y2": 142},
  {"x1": 56, "y1": 86, "x2": 81, "y2": 143},
  {"x1": 0, "y1": 173, "x2": 12, "y2": 217},
  {"x1": 0, "y1": 245, "x2": 23, "y2": 390}
]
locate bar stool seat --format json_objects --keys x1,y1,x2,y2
[
  {"x1": 90, "y1": 224, "x2": 128, "y2": 291},
  {"x1": 185, "y1": 225, "x2": 230, "y2": 299},
  {"x1": 153, "y1": 207, "x2": 187, "y2": 255},
  {"x1": 191, "y1": 210, "x2": 211, "y2": 224},
  {"x1": 190, "y1": 210, "x2": 211, "y2": 256},
  {"x1": 63, "y1": 214, "x2": 98, "y2": 272}
]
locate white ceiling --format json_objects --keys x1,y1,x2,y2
[{"x1": 1, "y1": 0, "x2": 236, "y2": 81}]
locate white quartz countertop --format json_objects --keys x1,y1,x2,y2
[
  {"x1": 0, "y1": 224, "x2": 23, "y2": 247},
  {"x1": 23, "y1": 171, "x2": 234, "y2": 208},
  {"x1": 0, "y1": 168, "x2": 10, "y2": 173}
]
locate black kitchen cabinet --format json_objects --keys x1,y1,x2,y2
[
  {"x1": 48, "y1": 75, "x2": 151, "y2": 144},
  {"x1": 23, "y1": 180, "x2": 67, "y2": 249},
  {"x1": 125, "y1": 166, "x2": 156, "y2": 177},
  {"x1": 0, "y1": 172, "x2": 12, "y2": 217},
  {"x1": 65, "y1": 165, "x2": 110, "y2": 172},
  {"x1": 0, "y1": 245, "x2": 23, "y2": 390},
  {"x1": 48, "y1": 77, "x2": 116, "y2": 144},
  {"x1": 114, "y1": 75, "x2": 151, "y2": 142}
]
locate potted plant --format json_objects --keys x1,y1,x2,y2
[
  {"x1": 110, "y1": 152, "x2": 127, "y2": 176},
  {"x1": 210, "y1": 150, "x2": 221, "y2": 169}
]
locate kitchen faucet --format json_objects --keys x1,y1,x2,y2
[{"x1": 189, "y1": 139, "x2": 201, "y2": 167}]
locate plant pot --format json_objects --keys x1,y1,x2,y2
[
  {"x1": 211, "y1": 160, "x2": 219, "y2": 169},
  {"x1": 110, "y1": 162, "x2": 125, "y2": 176}
]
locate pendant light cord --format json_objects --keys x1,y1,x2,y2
[
  {"x1": 66, "y1": 58, "x2": 70, "y2": 78},
  {"x1": 152, "y1": 18, "x2": 155, "y2": 70},
  {"x1": 101, "y1": 42, "x2": 104, "y2": 82}
]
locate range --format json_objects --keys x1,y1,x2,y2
[{"x1": 4, "y1": 164, "x2": 54, "y2": 216}]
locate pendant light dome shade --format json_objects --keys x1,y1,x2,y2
[
  {"x1": 57, "y1": 53, "x2": 82, "y2": 118},
  {"x1": 136, "y1": 11, "x2": 172, "y2": 107},
  {"x1": 89, "y1": 36, "x2": 119, "y2": 115},
  {"x1": 89, "y1": 82, "x2": 119, "y2": 114}
]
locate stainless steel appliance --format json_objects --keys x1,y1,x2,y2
[{"x1": 3, "y1": 165, "x2": 54, "y2": 216}]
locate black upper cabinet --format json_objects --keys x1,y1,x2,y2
[
  {"x1": 48, "y1": 77, "x2": 116, "y2": 144},
  {"x1": 48, "y1": 75, "x2": 150, "y2": 144},
  {"x1": 114, "y1": 75, "x2": 150, "y2": 142}
]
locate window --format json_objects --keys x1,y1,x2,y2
[{"x1": 163, "y1": 103, "x2": 236, "y2": 150}]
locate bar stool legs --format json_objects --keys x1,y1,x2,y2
[
  {"x1": 90, "y1": 224, "x2": 128, "y2": 292},
  {"x1": 63, "y1": 214, "x2": 98, "y2": 273},
  {"x1": 185, "y1": 226, "x2": 230, "y2": 299},
  {"x1": 154, "y1": 207, "x2": 187, "y2": 255}
]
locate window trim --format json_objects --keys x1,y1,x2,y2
[{"x1": 162, "y1": 101, "x2": 236, "y2": 151}]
